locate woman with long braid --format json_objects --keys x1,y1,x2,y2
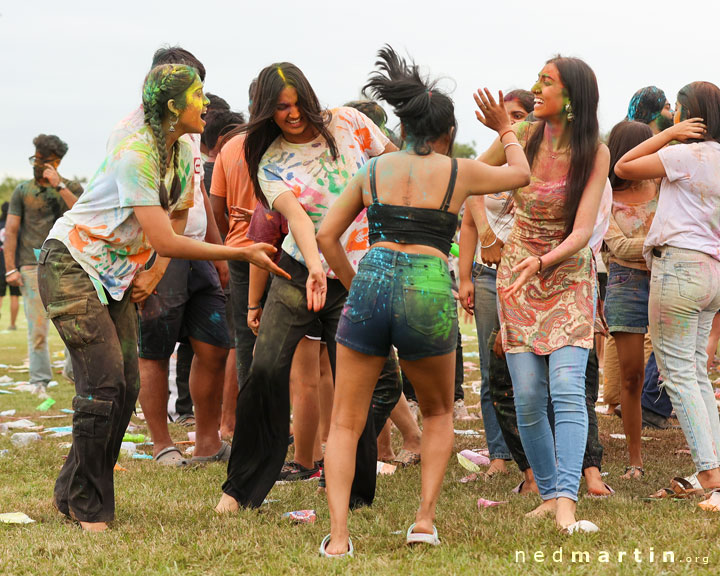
[{"x1": 37, "y1": 64, "x2": 284, "y2": 532}]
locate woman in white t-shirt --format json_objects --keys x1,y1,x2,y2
[
  {"x1": 216, "y1": 62, "x2": 396, "y2": 515},
  {"x1": 615, "y1": 81, "x2": 720, "y2": 504},
  {"x1": 36, "y1": 64, "x2": 284, "y2": 532}
]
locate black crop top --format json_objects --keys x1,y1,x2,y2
[{"x1": 367, "y1": 157, "x2": 459, "y2": 255}]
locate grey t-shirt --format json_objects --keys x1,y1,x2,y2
[{"x1": 8, "y1": 178, "x2": 83, "y2": 267}]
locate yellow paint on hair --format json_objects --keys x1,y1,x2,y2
[{"x1": 277, "y1": 67, "x2": 287, "y2": 83}]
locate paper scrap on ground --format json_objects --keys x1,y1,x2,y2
[
  {"x1": 610, "y1": 433, "x2": 654, "y2": 441},
  {"x1": 114, "y1": 463, "x2": 128, "y2": 472},
  {"x1": 377, "y1": 461, "x2": 397, "y2": 475},
  {"x1": 459, "y1": 473, "x2": 479, "y2": 484},
  {"x1": 36, "y1": 398, "x2": 56, "y2": 411},
  {"x1": 282, "y1": 510, "x2": 316, "y2": 524},
  {"x1": 0, "y1": 390, "x2": 13, "y2": 394},
  {"x1": 478, "y1": 498, "x2": 509, "y2": 508},
  {"x1": 6, "y1": 419, "x2": 36, "y2": 429},
  {"x1": 132, "y1": 453, "x2": 153, "y2": 460},
  {"x1": 454, "y1": 429, "x2": 483, "y2": 436},
  {"x1": 0, "y1": 375, "x2": 14, "y2": 384},
  {"x1": 457, "y1": 450, "x2": 491, "y2": 472},
  {"x1": 262, "y1": 499, "x2": 279, "y2": 505},
  {"x1": 60, "y1": 408, "x2": 74, "y2": 414},
  {"x1": 0, "y1": 512, "x2": 35, "y2": 524},
  {"x1": 45, "y1": 426, "x2": 73, "y2": 437},
  {"x1": 122, "y1": 433, "x2": 145, "y2": 443},
  {"x1": 1, "y1": 409, "x2": 16, "y2": 416}
]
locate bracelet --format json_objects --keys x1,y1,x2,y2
[
  {"x1": 503, "y1": 142, "x2": 523, "y2": 151},
  {"x1": 499, "y1": 129, "x2": 514, "y2": 142},
  {"x1": 480, "y1": 235, "x2": 498, "y2": 249},
  {"x1": 4, "y1": 268, "x2": 18, "y2": 277},
  {"x1": 247, "y1": 305, "x2": 262, "y2": 311},
  {"x1": 536, "y1": 256, "x2": 543, "y2": 274}
]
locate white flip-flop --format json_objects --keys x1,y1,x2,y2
[
  {"x1": 319, "y1": 534, "x2": 354, "y2": 558},
  {"x1": 563, "y1": 520, "x2": 599, "y2": 535},
  {"x1": 406, "y1": 523, "x2": 440, "y2": 546}
]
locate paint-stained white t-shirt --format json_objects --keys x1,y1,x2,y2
[{"x1": 644, "y1": 141, "x2": 720, "y2": 267}]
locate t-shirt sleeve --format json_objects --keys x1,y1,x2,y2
[
  {"x1": 8, "y1": 184, "x2": 25, "y2": 217},
  {"x1": 173, "y1": 141, "x2": 196, "y2": 211},
  {"x1": 115, "y1": 148, "x2": 163, "y2": 208},
  {"x1": 658, "y1": 143, "x2": 697, "y2": 183},
  {"x1": 258, "y1": 153, "x2": 296, "y2": 210},
  {"x1": 209, "y1": 149, "x2": 227, "y2": 199},
  {"x1": 345, "y1": 108, "x2": 390, "y2": 158}
]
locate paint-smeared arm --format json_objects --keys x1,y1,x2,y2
[
  {"x1": 3, "y1": 214, "x2": 22, "y2": 287},
  {"x1": 316, "y1": 167, "x2": 367, "y2": 291},
  {"x1": 272, "y1": 191, "x2": 327, "y2": 311},
  {"x1": 615, "y1": 118, "x2": 705, "y2": 180},
  {"x1": 604, "y1": 212, "x2": 645, "y2": 262}
]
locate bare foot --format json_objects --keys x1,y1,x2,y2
[
  {"x1": 412, "y1": 516, "x2": 435, "y2": 535},
  {"x1": 620, "y1": 465, "x2": 644, "y2": 480},
  {"x1": 519, "y1": 479, "x2": 539, "y2": 494},
  {"x1": 585, "y1": 466, "x2": 613, "y2": 496},
  {"x1": 402, "y1": 434, "x2": 422, "y2": 455},
  {"x1": 555, "y1": 498, "x2": 577, "y2": 531},
  {"x1": 484, "y1": 459, "x2": 508, "y2": 479},
  {"x1": 325, "y1": 536, "x2": 351, "y2": 556},
  {"x1": 378, "y1": 450, "x2": 396, "y2": 462},
  {"x1": 525, "y1": 499, "x2": 557, "y2": 518},
  {"x1": 79, "y1": 521, "x2": 108, "y2": 532},
  {"x1": 215, "y1": 493, "x2": 240, "y2": 514},
  {"x1": 220, "y1": 428, "x2": 234, "y2": 442}
]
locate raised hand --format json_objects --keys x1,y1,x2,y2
[
  {"x1": 668, "y1": 118, "x2": 707, "y2": 142},
  {"x1": 474, "y1": 88, "x2": 511, "y2": 134}
]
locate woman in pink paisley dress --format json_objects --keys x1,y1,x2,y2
[{"x1": 468, "y1": 56, "x2": 609, "y2": 533}]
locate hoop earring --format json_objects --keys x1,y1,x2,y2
[
  {"x1": 565, "y1": 102, "x2": 575, "y2": 122},
  {"x1": 169, "y1": 113, "x2": 179, "y2": 133}
]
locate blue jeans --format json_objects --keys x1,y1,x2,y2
[
  {"x1": 640, "y1": 353, "x2": 673, "y2": 419},
  {"x1": 506, "y1": 346, "x2": 590, "y2": 501},
  {"x1": 472, "y1": 264, "x2": 511, "y2": 460},
  {"x1": 649, "y1": 246, "x2": 720, "y2": 472},
  {"x1": 19, "y1": 265, "x2": 53, "y2": 385}
]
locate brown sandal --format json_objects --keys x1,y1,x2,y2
[{"x1": 393, "y1": 449, "x2": 421, "y2": 467}]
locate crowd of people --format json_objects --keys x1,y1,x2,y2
[{"x1": 4, "y1": 44, "x2": 720, "y2": 554}]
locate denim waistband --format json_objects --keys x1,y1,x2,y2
[{"x1": 362, "y1": 246, "x2": 449, "y2": 271}]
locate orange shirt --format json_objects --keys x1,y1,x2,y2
[{"x1": 210, "y1": 134, "x2": 257, "y2": 247}]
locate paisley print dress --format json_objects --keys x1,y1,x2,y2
[{"x1": 497, "y1": 164, "x2": 595, "y2": 354}]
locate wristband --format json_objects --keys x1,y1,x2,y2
[
  {"x1": 247, "y1": 305, "x2": 262, "y2": 311},
  {"x1": 5, "y1": 268, "x2": 18, "y2": 277},
  {"x1": 499, "y1": 129, "x2": 514, "y2": 142},
  {"x1": 536, "y1": 256, "x2": 543, "y2": 274},
  {"x1": 503, "y1": 142, "x2": 523, "y2": 151}
]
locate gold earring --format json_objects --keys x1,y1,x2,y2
[
  {"x1": 565, "y1": 102, "x2": 575, "y2": 122},
  {"x1": 169, "y1": 113, "x2": 179, "y2": 133}
]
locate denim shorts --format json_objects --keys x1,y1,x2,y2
[
  {"x1": 336, "y1": 247, "x2": 458, "y2": 361},
  {"x1": 604, "y1": 262, "x2": 649, "y2": 334}
]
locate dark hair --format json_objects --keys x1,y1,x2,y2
[
  {"x1": 626, "y1": 86, "x2": 666, "y2": 124},
  {"x1": 205, "y1": 93, "x2": 230, "y2": 114},
  {"x1": 525, "y1": 56, "x2": 600, "y2": 237},
  {"x1": 1, "y1": 201, "x2": 8, "y2": 220},
  {"x1": 142, "y1": 64, "x2": 199, "y2": 210},
  {"x1": 203, "y1": 110, "x2": 245, "y2": 151},
  {"x1": 677, "y1": 81, "x2": 720, "y2": 144},
  {"x1": 363, "y1": 45, "x2": 456, "y2": 156},
  {"x1": 344, "y1": 100, "x2": 388, "y2": 129},
  {"x1": 151, "y1": 46, "x2": 206, "y2": 82},
  {"x1": 243, "y1": 62, "x2": 337, "y2": 206},
  {"x1": 607, "y1": 121, "x2": 653, "y2": 190},
  {"x1": 33, "y1": 134, "x2": 68, "y2": 159},
  {"x1": 504, "y1": 89, "x2": 534, "y2": 113}
]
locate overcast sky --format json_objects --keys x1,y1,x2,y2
[{"x1": 1, "y1": 0, "x2": 717, "y2": 181}]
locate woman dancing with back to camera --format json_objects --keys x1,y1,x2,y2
[{"x1": 316, "y1": 46, "x2": 530, "y2": 556}]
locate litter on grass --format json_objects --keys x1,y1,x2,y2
[
  {"x1": 132, "y1": 453, "x2": 153, "y2": 460},
  {"x1": 377, "y1": 461, "x2": 397, "y2": 475},
  {"x1": 36, "y1": 398, "x2": 56, "y2": 411},
  {"x1": 457, "y1": 450, "x2": 491, "y2": 472},
  {"x1": 610, "y1": 433, "x2": 654, "y2": 441},
  {"x1": 11, "y1": 432, "x2": 41, "y2": 446},
  {"x1": 0, "y1": 512, "x2": 35, "y2": 524},
  {"x1": 45, "y1": 426, "x2": 72, "y2": 437},
  {"x1": 282, "y1": 510, "x2": 316, "y2": 524},
  {"x1": 0, "y1": 409, "x2": 16, "y2": 416},
  {"x1": 454, "y1": 429, "x2": 483, "y2": 436},
  {"x1": 5, "y1": 419, "x2": 37, "y2": 429},
  {"x1": 60, "y1": 409, "x2": 74, "y2": 414},
  {"x1": 478, "y1": 498, "x2": 509, "y2": 508},
  {"x1": 459, "y1": 473, "x2": 479, "y2": 484},
  {"x1": 0, "y1": 390, "x2": 13, "y2": 394}
]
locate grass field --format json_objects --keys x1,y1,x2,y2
[{"x1": 1, "y1": 296, "x2": 720, "y2": 575}]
